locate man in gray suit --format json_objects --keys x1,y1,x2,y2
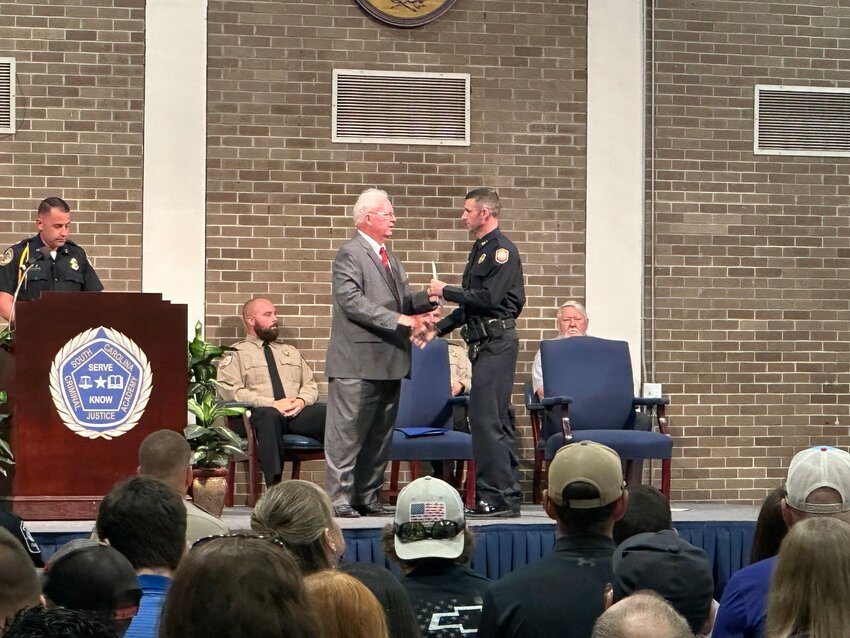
[{"x1": 325, "y1": 188, "x2": 436, "y2": 518}]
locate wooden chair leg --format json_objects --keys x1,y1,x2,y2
[
  {"x1": 533, "y1": 453, "x2": 543, "y2": 504},
  {"x1": 225, "y1": 458, "x2": 236, "y2": 507},
  {"x1": 410, "y1": 461, "x2": 420, "y2": 481},
  {"x1": 389, "y1": 460, "x2": 401, "y2": 504},
  {"x1": 465, "y1": 461, "x2": 476, "y2": 509},
  {"x1": 291, "y1": 458, "x2": 301, "y2": 480},
  {"x1": 661, "y1": 459, "x2": 671, "y2": 498}
]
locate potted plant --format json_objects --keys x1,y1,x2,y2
[{"x1": 184, "y1": 322, "x2": 245, "y2": 515}]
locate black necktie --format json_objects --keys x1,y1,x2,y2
[{"x1": 263, "y1": 342, "x2": 286, "y2": 400}]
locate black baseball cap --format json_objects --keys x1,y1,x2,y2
[{"x1": 0, "y1": 508, "x2": 44, "y2": 567}]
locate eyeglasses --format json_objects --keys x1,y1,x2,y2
[
  {"x1": 393, "y1": 520, "x2": 464, "y2": 543},
  {"x1": 192, "y1": 532, "x2": 287, "y2": 550},
  {"x1": 370, "y1": 211, "x2": 396, "y2": 219}
]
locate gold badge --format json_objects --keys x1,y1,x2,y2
[
  {"x1": 495, "y1": 248, "x2": 509, "y2": 264},
  {"x1": 477, "y1": 253, "x2": 487, "y2": 264},
  {"x1": 70, "y1": 257, "x2": 80, "y2": 271},
  {"x1": 0, "y1": 248, "x2": 12, "y2": 267}
]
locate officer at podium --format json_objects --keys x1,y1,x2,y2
[{"x1": 0, "y1": 197, "x2": 103, "y2": 321}]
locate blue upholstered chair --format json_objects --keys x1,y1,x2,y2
[
  {"x1": 225, "y1": 403, "x2": 324, "y2": 507},
  {"x1": 388, "y1": 338, "x2": 476, "y2": 508},
  {"x1": 540, "y1": 336, "x2": 673, "y2": 496}
]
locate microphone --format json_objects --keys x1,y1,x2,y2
[{"x1": 8, "y1": 248, "x2": 47, "y2": 327}]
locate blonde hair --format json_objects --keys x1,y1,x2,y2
[
  {"x1": 304, "y1": 570, "x2": 389, "y2": 638},
  {"x1": 250, "y1": 480, "x2": 341, "y2": 574},
  {"x1": 766, "y1": 516, "x2": 850, "y2": 638}
]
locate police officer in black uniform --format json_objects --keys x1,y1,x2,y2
[
  {"x1": 0, "y1": 197, "x2": 103, "y2": 321},
  {"x1": 427, "y1": 188, "x2": 525, "y2": 518}
]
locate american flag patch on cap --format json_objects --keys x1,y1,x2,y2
[{"x1": 409, "y1": 501, "x2": 446, "y2": 522}]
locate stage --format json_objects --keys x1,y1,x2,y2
[{"x1": 27, "y1": 501, "x2": 758, "y2": 599}]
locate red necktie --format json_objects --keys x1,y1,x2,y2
[{"x1": 380, "y1": 246, "x2": 393, "y2": 278}]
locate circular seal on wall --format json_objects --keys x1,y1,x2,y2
[
  {"x1": 352, "y1": 0, "x2": 456, "y2": 28},
  {"x1": 49, "y1": 326, "x2": 153, "y2": 440}
]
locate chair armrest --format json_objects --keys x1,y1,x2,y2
[
  {"x1": 523, "y1": 382, "x2": 543, "y2": 411},
  {"x1": 222, "y1": 401, "x2": 255, "y2": 410},
  {"x1": 542, "y1": 395, "x2": 573, "y2": 408},
  {"x1": 632, "y1": 397, "x2": 670, "y2": 407}
]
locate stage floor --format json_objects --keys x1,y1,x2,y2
[{"x1": 25, "y1": 501, "x2": 760, "y2": 535}]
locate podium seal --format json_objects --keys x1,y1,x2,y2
[{"x1": 49, "y1": 326, "x2": 153, "y2": 440}]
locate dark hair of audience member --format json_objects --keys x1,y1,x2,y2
[
  {"x1": 592, "y1": 590, "x2": 691, "y2": 638},
  {"x1": 765, "y1": 517, "x2": 850, "y2": 638},
  {"x1": 613, "y1": 484, "x2": 672, "y2": 545},
  {"x1": 305, "y1": 569, "x2": 390, "y2": 638},
  {"x1": 159, "y1": 532, "x2": 320, "y2": 638},
  {"x1": 551, "y1": 482, "x2": 618, "y2": 534},
  {"x1": 750, "y1": 486, "x2": 788, "y2": 564},
  {"x1": 0, "y1": 528, "x2": 41, "y2": 625},
  {"x1": 95, "y1": 476, "x2": 187, "y2": 571},
  {"x1": 3, "y1": 605, "x2": 117, "y2": 638},
  {"x1": 250, "y1": 479, "x2": 343, "y2": 574},
  {"x1": 340, "y1": 561, "x2": 422, "y2": 638}
]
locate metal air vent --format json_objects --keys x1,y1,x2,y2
[
  {"x1": 0, "y1": 58, "x2": 15, "y2": 134},
  {"x1": 333, "y1": 69, "x2": 470, "y2": 146},
  {"x1": 755, "y1": 84, "x2": 850, "y2": 157}
]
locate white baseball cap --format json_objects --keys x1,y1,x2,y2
[
  {"x1": 785, "y1": 446, "x2": 850, "y2": 514},
  {"x1": 393, "y1": 477, "x2": 465, "y2": 561}
]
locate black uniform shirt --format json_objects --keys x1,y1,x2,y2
[
  {"x1": 0, "y1": 234, "x2": 103, "y2": 301},
  {"x1": 438, "y1": 227, "x2": 525, "y2": 334}
]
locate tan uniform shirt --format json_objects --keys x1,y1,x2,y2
[
  {"x1": 217, "y1": 335, "x2": 319, "y2": 407},
  {"x1": 448, "y1": 342, "x2": 472, "y2": 394}
]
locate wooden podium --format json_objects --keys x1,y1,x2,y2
[{"x1": 0, "y1": 292, "x2": 187, "y2": 520}]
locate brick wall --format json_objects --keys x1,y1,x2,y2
[
  {"x1": 0, "y1": 1, "x2": 145, "y2": 290},
  {"x1": 648, "y1": 0, "x2": 850, "y2": 502},
  {"x1": 205, "y1": 0, "x2": 589, "y2": 491}
]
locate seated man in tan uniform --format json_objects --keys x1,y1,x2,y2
[{"x1": 218, "y1": 297, "x2": 326, "y2": 486}]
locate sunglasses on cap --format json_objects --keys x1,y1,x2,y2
[{"x1": 393, "y1": 520, "x2": 464, "y2": 543}]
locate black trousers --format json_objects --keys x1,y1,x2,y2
[
  {"x1": 468, "y1": 335, "x2": 522, "y2": 510},
  {"x1": 235, "y1": 404, "x2": 326, "y2": 486}
]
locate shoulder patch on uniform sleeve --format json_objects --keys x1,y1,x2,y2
[
  {"x1": 0, "y1": 248, "x2": 12, "y2": 267},
  {"x1": 219, "y1": 353, "x2": 233, "y2": 368},
  {"x1": 495, "y1": 248, "x2": 509, "y2": 264}
]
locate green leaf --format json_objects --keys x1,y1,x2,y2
[{"x1": 209, "y1": 425, "x2": 243, "y2": 445}]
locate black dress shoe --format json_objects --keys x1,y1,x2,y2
[
  {"x1": 355, "y1": 501, "x2": 390, "y2": 517},
  {"x1": 333, "y1": 504, "x2": 361, "y2": 518},
  {"x1": 465, "y1": 502, "x2": 521, "y2": 519}
]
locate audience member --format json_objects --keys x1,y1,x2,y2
[
  {"x1": 0, "y1": 527, "x2": 41, "y2": 628},
  {"x1": 765, "y1": 516, "x2": 850, "y2": 638},
  {"x1": 382, "y1": 476, "x2": 491, "y2": 638},
  {"x1": 305, "y1": 569, "x2": 390, "y2": 638},
  {"x1": 477, "y1": 441, "x2": 628, "y2": 638},
  {"x1": 339, "y1": 562, "x2": 422, "y2": 638},
  {"x1": 0, "y1": 509, "x2": 43, "y2": 567},
  {"x1": 218, "y1": 297, "x2": 326, "y2": 487},
  {"x1": 750, "y1": 486, "x2": 788, "y2": 564},
  {"x1": 2, "y1": 606, "x2": 116, "y2": 638},
  {"x1": 95, "y1": 476, "x2": 187, "y2": 638},
  {"x1": 592, "y1": 591, "x2": 692, "y2": 638},
  {"x1": 42, "y1": 540, "x2": 141, "y2": 637},
  {"x1": 159, "y1": 532, "x2": 320, "y2": 638},
  {"x1": 612, "y1": 530, "x2": 714, "y2": 635},
  {"x1": 714, "y1": 445, "x2": 850, "y2": 638},
  {"x1": 612, "y1": 484, "x2": 673, "y2": 545},
  {"x1": 137, "y1": 429, "x2": 228, "y2": 543},
  {"x1": 250, "y1": 479, "x2": 344, "y2": 574}
]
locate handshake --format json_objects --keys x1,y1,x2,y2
[{"x1": 400, "y1": 278, "x2": 447, "y2": 349}]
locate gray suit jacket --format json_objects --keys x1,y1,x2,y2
[{"x1": 326, "y1": 233, "x2": 432, "y2": 380}]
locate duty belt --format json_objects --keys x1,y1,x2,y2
[{"x1": 460, "y1": 317, "x2": 517, "y2": 345}]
